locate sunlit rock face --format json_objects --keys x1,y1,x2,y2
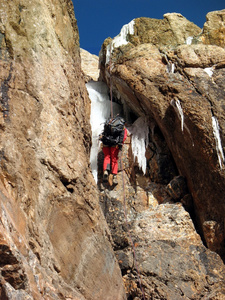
[
  {"x1": 202, "y1": 9, "x2": 225, "y2": 47},
  {"x1": 99, "y1": 10, "x2": 225, "y2": 298},
  {"x1": 80, "y1": 48, "x2": 100, "y2": 81},
  {"x1": 0, "y1": 0, "x2": 126, "y2": 299}
]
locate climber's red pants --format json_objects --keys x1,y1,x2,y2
[{"x1": 102, "y1": 146, "x2": 120, "y2": 175}]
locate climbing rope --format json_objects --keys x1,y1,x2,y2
[{"x1": 109, "y1": 42, "x2": 145, "y2": 299}]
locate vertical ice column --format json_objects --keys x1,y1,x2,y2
[
  {"x1": 86, "y1": 81, "x2": 121, "y2": 183},
  {"x1": 129, "y1": 116, "x2": 149, "y2": 174}
]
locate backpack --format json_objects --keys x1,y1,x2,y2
[{"x1": 100, "y1": 116, "x2": 125, "y2": 146}]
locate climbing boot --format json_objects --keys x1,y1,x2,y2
[
  {"x1": 103, "y1": 170, "x2": 108, "y2": 182},
  {"x1": 113, "y1": 175, "x2": 118, "y2": 185}
]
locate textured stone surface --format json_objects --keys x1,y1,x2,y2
[
  {"x1": 201, "y1": 9, "x2": 225, "y2": 47},
  {"x1": 0, "y1": 1, "x2": 126, "y2": 299},
  {"x1": 99, "y1": 10, "x2": 225, "y2": 299},
  {"x1": 80, "y1": 48, "x2": 99, "y2": 81},
  {"x1": 1, "y1": 3, "x2": 225, "y2": 299},
  {"x1": 98, "y1": 126, "x2": 225, "y2": 299}
]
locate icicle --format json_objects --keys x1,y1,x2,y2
[
  {"x1": 186, "y1": 36, "x2": 193, "y2": 45},
  {"x1": 86, "y1": 81, "x2": 121, "y2": 182},
  {"x1": 129, "y1": 117, "x2": 149, "y2": 174},
  {"x1": 172, "y1": 99, "x2": 184, "y2": 132},
  {"x1": 106, "y1": 20, "x2": 135, "y2": 65},
  {"x1": 170, "y1": 99, "x2": 194, "y2": 146},
  {"x1": 212, "y1": 116, "x2": 224, "y2": 170}
]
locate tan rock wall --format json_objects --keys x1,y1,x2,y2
[
  {"x1": 80, "y1": 48, "x2": 100, "y2": 81},
  {"x1": 0, "y1": 0, "x2": 125, "y2": 299},
  {"x1": 100, "y1": 9, "x2": 225, "y2": 263}
]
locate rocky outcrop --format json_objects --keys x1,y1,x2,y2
[
  {"x1": 80, "y1": 48, "x2": 99, "y2": 81},
  {"x1": 1, "y1": 2, "x2": 225, "y2": 299},
  {"x1": 97, "y1": 131, "x2": 225, "y2": 299},
  {"x1": 98, "y1": 10, "x2": 225, "y2": 299},
  {"x1": 0, "y1": 0, "x2": 125, "y2": 299},
  {"x1": 202, "y1": 10, "x2": 225, "y2": 47}
]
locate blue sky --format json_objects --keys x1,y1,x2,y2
[{"x1": 72, "y1": 0, "x2": 224, "y2": 55}]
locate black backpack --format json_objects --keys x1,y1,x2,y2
[{"x1": 100, "y1": 116, "x2": 125, "y2": 146}]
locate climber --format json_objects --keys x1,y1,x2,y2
[{"x1": 99, "y1": 116, "x2": 127, "y2": 185}]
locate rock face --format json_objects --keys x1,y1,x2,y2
[
  {"x1": 100, "y1": 10, "x2": 225, "y2": 258},
  {"x1": 0, "y1": 1, "x2": 125, "y2": 299},
  {"x1": 1, "y1": 2, "x2": 225, "y2": 299},
  {"x1": 98, "y1": 132, "x2": 225, "y2": 299},
  {"x1": 80, "y1": 48, "x2": 100, "y2": 81},
  {"x1": 98, "y1": 10, "x2": 225, "y2": 299}
]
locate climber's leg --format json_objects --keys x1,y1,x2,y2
[
  {"x1": 110, "y1": 147, "x2": 119, "y2": 175},
  {"x1": 102, "y1": 146, "x2": 111, "y2": 172}
]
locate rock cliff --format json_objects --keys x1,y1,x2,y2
[
  {"x1": 97, "y1": 10, "x2": 225, "y2": 299},
  {"x1": 0, "y1": 0, "x2": 125, "y2": 299},
  {"x1": 1, "y1": 1, "x2": 225, "y2": 299}
]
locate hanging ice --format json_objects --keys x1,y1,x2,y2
[
  {"x1": 86, "y1": 81, "x2": 121, "y2": 183},
  {"x1": 106, "y1": 20, "x2": 135, "y2": 64},
  {"x1": 171, "y1": 99, "x2": 184, "y2": 132},
  {"x1": 212, "y1": 116, "x2": 224, "y2": 170},
  {"x1": 129, "y1": 117, "x2": 149, "y2": 174},
  {"x1": 170, "y1": 99, "x2": 194, "y2": 145}
]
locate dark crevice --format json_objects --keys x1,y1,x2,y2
[
  {"x1": 60, "y1": 177, "x2": 75, "y2": 193},
  {"x1": 0, "y1": 62, "x2": 13, "y2": 121}
]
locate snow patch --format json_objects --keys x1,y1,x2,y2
[
  {"x1": 129, "y1": 117, "x2": 149, "y2": 174},
  {"x1": 204, "y1": 67, "x2": 214, "y2": 77},
  {"x1": 212, "y1": 116, "x2": 224, "y2": 170}
]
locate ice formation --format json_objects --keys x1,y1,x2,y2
[
  {"x1": 86, "y1": 81, "x2": 121, "y2": 182},
  {"x1": 171, "y1": 99, "x2": 184, "y2": 132},
  {"x1": 167, "y1": 62, "x2": 175, "y2": 73},
  {"x1": 204, "y1": 67, "x2": 214, "y2": 77},
  {"x1": 106, "y1": 20, "x2": 135, "y2": 64},
  {"x1": 87, "y1": 81, "x2": 149, "y2": 180},
  {"x1": 212, "y1": 116, "x2": 224, "y2": 169},
  {"x1": 186, "y1": 36, "x2": 193, "y2": 45},
  {"x1": 170, "y1": 99, "x2": 194, "y2": 145},
  {"x1": 129, "y1": 117, "x2": 149, "y2": 174}
]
